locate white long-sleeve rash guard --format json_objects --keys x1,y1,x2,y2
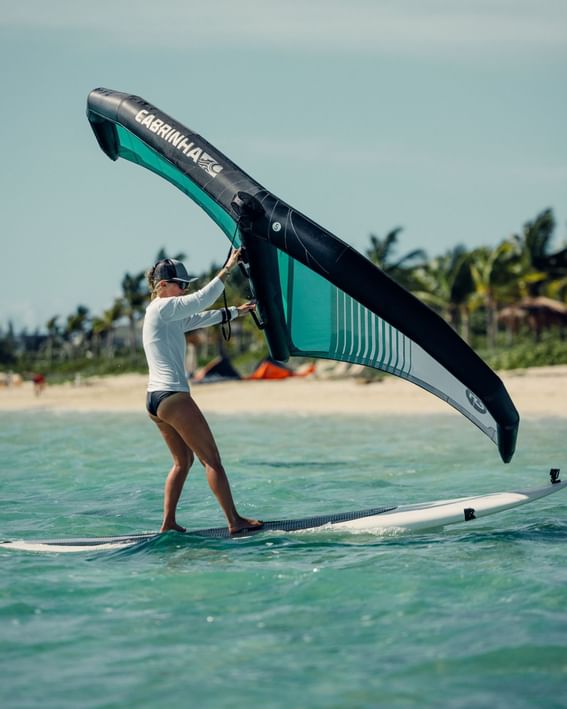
[{"x1": 142, "y1": 276, "x2": 237, "y2": 392}]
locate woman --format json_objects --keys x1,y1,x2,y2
[{"x1": 143, "y1": 249, "x2": 262, "y2": 535}]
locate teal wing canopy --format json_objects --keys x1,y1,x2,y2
[{"x1": 87, "y1": 88, "x2": 519, "y2": 463}]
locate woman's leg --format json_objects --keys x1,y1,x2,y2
[
  {"x1": 157, "y1": 392, "x2": 262, "y2": 534},
  {"x1": 152, "y1": 416, "x2": 194, "y2": 532}
]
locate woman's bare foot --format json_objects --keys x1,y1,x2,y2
[
  {"x1": 229, "y1": 517, "x2": 264, "y2": 535},
  {"x1": 160, "y1": 521, "x2": 186, "y2": 533}
]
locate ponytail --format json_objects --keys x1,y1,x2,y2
[{"x1": 147, "y1": 266, "x2": 159, "y2": 300}]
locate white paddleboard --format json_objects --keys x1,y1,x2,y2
[{"x1": 2, "y1": 476, "x2": 565, "y2": 553}]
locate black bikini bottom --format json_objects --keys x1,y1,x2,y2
[{"x1": 146, "y1": 390, "x2": 182, "y2": 417}]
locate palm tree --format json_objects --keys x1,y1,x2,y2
[
  {"x1": 0, "y1": 321, "x2": 17, "y2": 366},
  {"x1": 45, "y1": 316, "x2": 60, "y2": 364},
  {"x1": 520, "y1": 208, "x2": 556, "y2": 273},
  {"x1": 91, "y1": 299, "x2": 124, "y2": 358},
  {"x1": 65, "y1": 305, "x2": 90, "y2": 356},
  {"x1": 515, "y1": 208, "x2": 567, "y2": 307},
  {"x1": 547, "y1": 275, "x2": 567, "y2": 303},
  {"x1": 539, "y1": 246, "x2": 567, "y2": 275},
  {"x1": 411, "y1": 246, "x2": 475, "y2": 341},
  {"x1": 502, "y1": 208, "x2": 556, "y2": 300},
  {"x1": 91, "y1": 316, "x2": 110, "y2": 357},
  {"x1": 366, "y1": 227, "x2": 427, "y2": 289},
  {"x1": 467, "y1": 241, "x2": 524, "y2": 348},
  {"x1": 121, "y1": 272, "x2": 148, "y2": 351}
]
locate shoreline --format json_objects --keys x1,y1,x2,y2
[{"x1": 0, "y1": 366, "x2": 566, "y2": 418}]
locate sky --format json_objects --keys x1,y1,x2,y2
[{"x1": 1, "y1": 0, "x2": 566, "y2": 332}]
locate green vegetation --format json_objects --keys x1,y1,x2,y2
[
  {"x1": 365, "y1": 208, "x2": 567, "y2": 368},
  {"x1": 478, "y1": 333, "x2": 567, "y2": 371},
  {"x1": 1, "y1": 208, "x2": 566, "y2": 382}
]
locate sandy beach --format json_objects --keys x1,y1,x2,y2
[{"x1": 0, "y1": 366, "x2": 565, "y2": 418}]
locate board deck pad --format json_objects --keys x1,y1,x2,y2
[{"x1": 193, "y1": 505, "x2": 398, "y2": 538}]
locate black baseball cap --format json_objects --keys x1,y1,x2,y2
[{"x1": 153, "y1": 259, "x2": 198, "y2": 286}]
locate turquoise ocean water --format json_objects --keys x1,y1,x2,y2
[{"x1": 1, "y1": 410, "x2": 566, "y2": 708}]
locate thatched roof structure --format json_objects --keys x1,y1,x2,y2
[
  {"x1": 498, "y1": 297, "x2": 567, "y2": 338},
  {"x1": 517, "y1": 296, "x2": 567, "y2": 315}
]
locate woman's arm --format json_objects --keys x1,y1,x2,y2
[
  {"x1": 158, "y1": 249, "x2": 243, "y2": 322},
  {"x1": 217, "y1": 248, "x2": 241, "y2": 282},
  {"x1": 183, "y1": 301, "x2": 256, "y2": 333},
  {"x1": 184, "y1": 306, "x2": 237, "y2": 332}
]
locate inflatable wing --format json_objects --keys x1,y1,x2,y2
[{"x1": 87, "y1": 88, "x2": 519, "y2": 462}]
